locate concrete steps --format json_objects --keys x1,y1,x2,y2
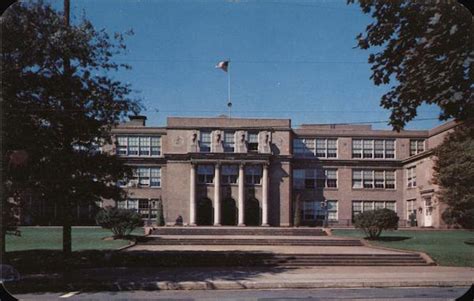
[
  {"x1": 143, "y1": 237, "x2": 363, "y2": 246},
  {"x1": 151, "y1": 227, "x2": 327, "y2": 236},
  {"x1": 118, "y1": 251, "x2": 430, "y2": 267}
]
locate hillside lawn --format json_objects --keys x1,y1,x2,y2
[
  {"x1": 6, "y1": 226, "x2": 143, "y2": 252},
  {"x1": 332, "y1": 229, "x2": 474, "y2": 267}
]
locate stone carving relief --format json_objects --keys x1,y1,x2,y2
[
  {"x1": 258, "y1": 131, "x2": 272, "y2": 154},
  {"x1": 235, "y1": 130, "x2": 247, "y2": 153},
  {"x1": 212, "y1": 130, "x2": 224, "y2": 152},
  {"x1": 188, "y1": 130, "x2": 199, "y2": 152}
]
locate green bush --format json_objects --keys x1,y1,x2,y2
[
  {"x1": 354, "y1": 209, "x2": 399, "y2": 239},
  {"x1": 95, "y1": 207, "x2": 143, "y2": 238}
]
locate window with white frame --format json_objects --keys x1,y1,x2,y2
[
  {"x1": 407, "y1": 166, "x2": 417, "y2": 188},
  {"x1": 352, "y1": 200, "x2": 397, "y2": 219},
  {"x1": 223, "y1": 132, "x2": 235, "y2": 152},
  {"x1": 199, "y1": 131, "x2": 211, "y2": 152},
  {"x1": 352, "y1": 139, "x2": 395, "y2": 159},
  {"x1": 128, "y1": 137, "x2": 139, "y2": 156},
  {"x1": 245, "y1": 165, "x2": 262, "y2": 184},
  {"x1": 293, "y1": 138, "x2": 337, "y2": 158},
  {"x1": 221, "y1": 165, "x2": 238, "y2": 184},
  {"x1": 197, "y1": 165, "x2": 214, "y2": 184},
  {"x1": 293, "y1": 139, "x2": 315, "y2": 157},
  {"x1": 352, "y1": 169, "x2": 396, "y2": 189},
  {"x1": 117, "y1": 199, "x2": 158, "y2": 219},
  {"x1": 247, "y1": 132, "x2": 259, "y2": 152},
  {"x1": 293, "y1": 169, "x2": 338, "y2": 189},
  {"x1": 302, "y1": 200, "x2": 338, "y2": 221},
  {"x1": 129, "y1": 167, "x2": 161, "y2": 188},
  {"x1": 406, "y1": 199, "x2": 417, "y2": 220},
  {"x1": 116, "y1": 136, "x2": 161, "y2": 157},
  {"x1": 410, "y1": 140, "x2": 425, "y2": 156}
]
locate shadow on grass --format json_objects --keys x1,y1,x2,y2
[
  {"x1": 365, "y1": 236, "x2": 412, "y2": 242},
  {"x1": 5, "y1": 249, "x2": 295, "y2": 294}
]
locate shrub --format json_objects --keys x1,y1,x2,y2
[
  {"x1": 96, "y1": 207, "x2": 143, "y2": 238},
  {"x1": 354, "y1": 209, "x2": 399, "y2": 239}
]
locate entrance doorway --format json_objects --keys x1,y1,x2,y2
[
  {"x1": 245, "y1": 197, "x2": 261, "y2": 226},
  {"x1": 423, "y1": 197, "x2": 433, "y2": 227},
  {"x1": 197, "y1": 198, "x2": 213, "y2": 226},
  {"x1": 222, "y1": 198, "x2": 237, "y2": 226}
]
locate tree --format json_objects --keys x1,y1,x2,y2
[
  {"x1": 2, "y1": 1, "x2": 140, "y2": 258},
  {"x1": 353, "y1": 209, "x2": 399, "y2": 239},
  {"x1": 433, "y1": 122, "x2": 474, "y2": 229},
  {"x1": 349, "y1": 0, "x2": 473, "y2": 131},
  {"x1": 96, "y1": 207, "x2": 143, "y2": 238}
]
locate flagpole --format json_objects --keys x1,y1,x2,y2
[{"x1": 227, "y1": 58, "x2": 231, "y2": 118}]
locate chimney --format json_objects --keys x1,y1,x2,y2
[{"x1": 128, "y1": 115, "x2": 147, "y2": 126}]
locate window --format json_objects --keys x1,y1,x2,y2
[
  {"x1": 117, "y1": 199, "x2": 139, "y2": 211},
  {"x1": 221, "y1": 165, "x2": 238, "y2": 184},
  {"x1": 407, "y1": 199, "x2": 417, "y2": 220},
  {"x1": 223, "y1": 132, "x2": 235, "y2": 152},
  {"x1": 352, "y1": 169, "x2": 396, "y2": 189},
  {"x1": 352, "y1": 200, "x2": 397, "y2": 219},
  {"x1": 199, "y1": 131, "x2": 211, "y2": 152},
  {"x1": 197, "y1": 165, "x2": 214, "y2": 184},
  {"x1": 293, "y1": 169, "x2": 305, "y2": 189},
  {"x1": 294, "y1": 138, "x2": 337, "y2": 158},
  {"x1": 363, "y1": 140, "x2": 373, "y2": 158},
  {"x1": 326, "y1": 169, "x2": 338, "y2": 188},
  {"x1": 302, "y1": 200, "x2": 338, "y2": 221},
  {"x1": 293, "y1": 168, "x2": 338, "y2": 189},
  {"x1": 138, "y1": 199, "x2": 158, "y2": 219},
  {"x1": 117, "y1": 199, "x2": 158, "y2": 219},
  {"x1": 137, "y1": 167, "x2": 150, "y2": 187},
  {"x1": 352, "y1": 139, "x2": 396, "y2": 159},
  {"x1": 352, "y1": 139, "x2": 362, "y2": 158},
  {"x1": 247, "y1": 132, "x2": 259, "y2": 152},
  {"x1": 139, "y1": 137, "x2": 150, "y2": 156},
  {"x1": 128, "y1": 137, "x2": 139, "y2": 156},
  {"x1": 294, "y1": 139, "x2": 313, "y2": 157},
  {"x1": 116, "y1": 136, "x2": 161, "y2": 157},
  {"x1": 327, "y1": 139, "x2": 337, "y2": 158},
  {"x1": 117, "y1": 137, "x2": 128, "y2": 155},
  {"x1": 410, "y1": 140, "x2": 425, "y2": 156},
  {"x1": 407, "y1": 166, "x2": 416, "y2": 188},
  {"x1": 245, "y1": 165, "x2": 262, "y2": 184},
  {"x1": 150, "y1": 168, "x2": 161, "y2": 187},
  {"x1": 128, "y1": 167, "x2": 161, "y2": 188},
  {"x1": 151, "y1": 137, "x2": 161, "y2": 156}
]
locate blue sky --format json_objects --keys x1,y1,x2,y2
[{"x1": 62, "y1": 0, "x2": 442, "y2": 129}]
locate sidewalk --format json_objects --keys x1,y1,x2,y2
[{"x1": 7, "y1": 266, "x2": 474, "y2": 293}]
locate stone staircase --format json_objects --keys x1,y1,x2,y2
[
  {"x1": 137, "y1": 227, "x2": 432, "y2": 266},
  {"x1": 142, "y1": 237, "x2": 363, "y2": 246},
  {"x1": 150, "y1": 227, "x2": 327, "y2": 236}
]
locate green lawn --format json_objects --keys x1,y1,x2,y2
[
  {"x1": 332, "y1": 229, "x2": 474, "y2": 267},
  {"x1": 6, "y1": 227, "x2": 143, "y2": 252}
]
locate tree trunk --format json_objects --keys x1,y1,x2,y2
[
  {"x1": 63, "y1": 207, "x2": 72, "y2": 256},
  {"x1": 0, "y1": 223, "x2": 6, "y2": 265}
]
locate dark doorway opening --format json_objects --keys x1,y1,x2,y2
[
  {"x1": 222, "y1": 198, "x2": 237, "y2": 226},
  {"x1": 197, "y1": 198, "x2": 213, "y2": 226},
  {"x1": 245, "y1": 197, "x2": 261, "y2": 226}
]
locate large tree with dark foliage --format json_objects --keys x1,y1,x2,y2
[
  {"x1": 349, "y1": 0, "x2": 473, "y2": 130},
  {"x1": 433, "y1": 122, "x2": 474, "y2": 229},
  {"x1": 1, "y1": 1, "x2": 140, "y2": 259}
]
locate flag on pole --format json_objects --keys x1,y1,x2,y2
[{"x1": 215, "y1": 60, "x2": 229, "y2": 72}]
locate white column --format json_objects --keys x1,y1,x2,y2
[
  {"x1": 189, "y1": 163, "x2": 197, "y2": 226},
  {"x1": 214, "y1": 163, "x2": 221, "y2": 226},
  {"x1": 262, "y1": 163, "x2": 269, "y2": 226},
  {"x1": 238, "y1": 163, "x2": 245, "y2": 226}
]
